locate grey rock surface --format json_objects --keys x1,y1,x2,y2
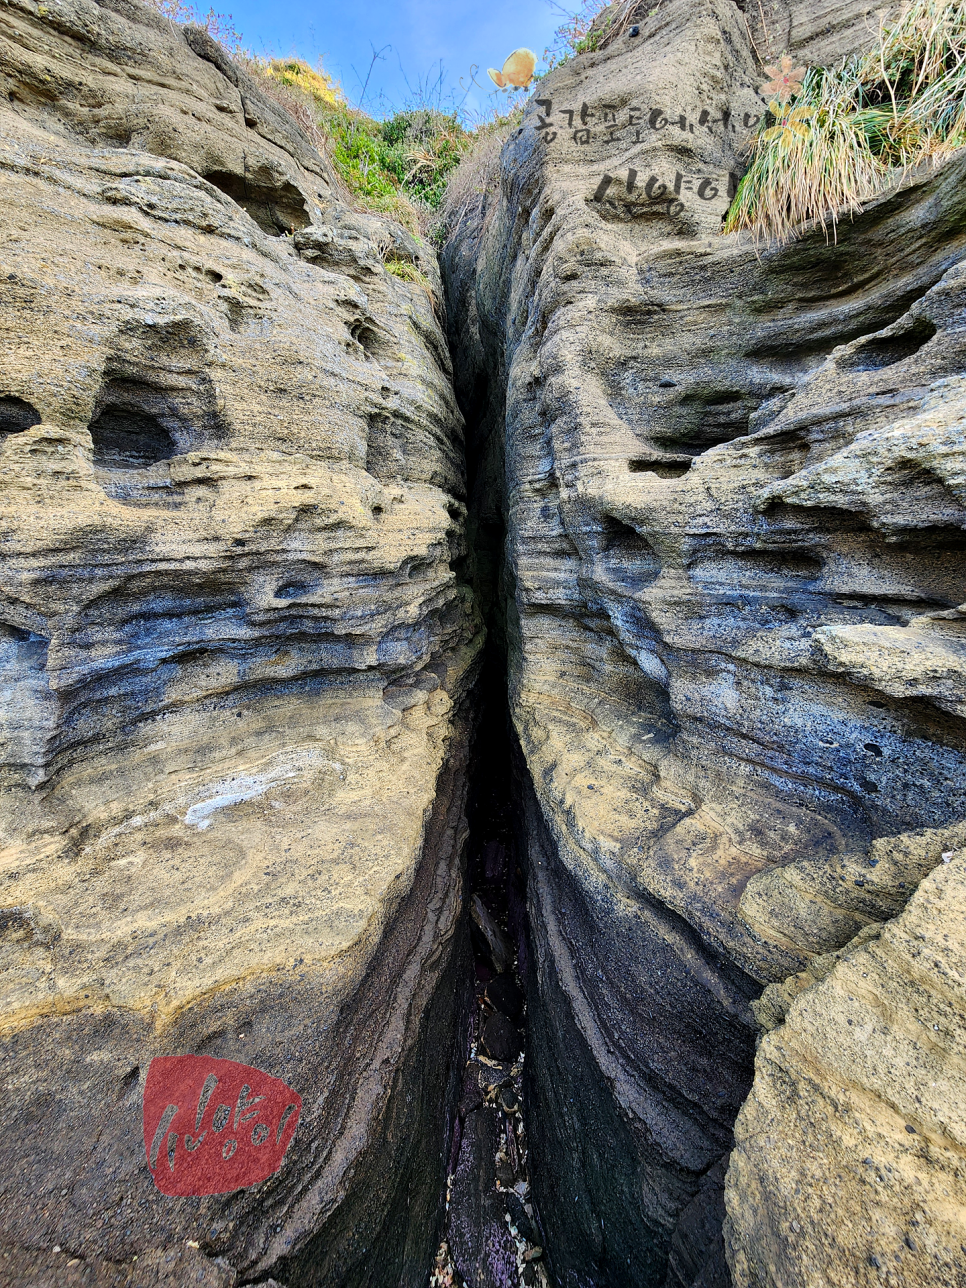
[
  {"x1": 0, "y1": 0, "x2": 479, "y2": 1284},
  {"x1": 442, "y1": 0, "x2": 966, "y2": 1282}
]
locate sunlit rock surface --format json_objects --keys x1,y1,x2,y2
[
  {"x1": 726, "y1": 846, "x2": 966, "y2": 1288},
  {"x1": 442, "y1": 0, "x2": 966, "y2": 1282},
  {"x1": 0, "y1": 0, "x2": 479, "y2": 1283}
]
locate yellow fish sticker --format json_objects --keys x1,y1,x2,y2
[{"x1": 487, "y1": 48, "x2": 536, "y2": 89}]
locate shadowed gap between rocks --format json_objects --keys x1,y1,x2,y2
[
  {"x1": 436, "y1": 280, "x2": 754, "y2": 1288},
  {"x1": 431, "y1": 637, "x2": 549, "y2": 1288}
]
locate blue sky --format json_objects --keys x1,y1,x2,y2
[{"x1": 222, "y1": 0, "x2": 568, "y2": 118}]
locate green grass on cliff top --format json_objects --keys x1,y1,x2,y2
[
  {"x1": 141, "y1": 0, "x2": 966, "y2": 250},
  {"x1": 145, "y1": 0, "x2": 533, "y2": 235},
  {"x1": 144, "y1": 0, "x2": 617, "y2": 236}
]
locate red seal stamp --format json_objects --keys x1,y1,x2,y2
[{"x1": 143, "y1": 1055, "x2": 301, "y2": 1196}]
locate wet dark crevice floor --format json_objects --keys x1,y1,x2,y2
[{"x1": 429, "y1": 648, "x2": 550, "y2": 1288}]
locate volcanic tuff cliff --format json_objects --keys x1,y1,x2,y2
[
  {"x1": 2, "y1": 0, "x2": 966, "y2": 1285},
  {"x1": 0, "y1": 0, "x2": 479, "y2": 1283},
  {"x1": 442, "y1": 0, "x2": 966, "y2": 1284}
]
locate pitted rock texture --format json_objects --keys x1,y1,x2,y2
[
  {"x1": 725, "y1": 847, "x2": 966, "y2": 1288},
  {"x1": 0, "y1": 0, "x2": 478, "y2": 1284},
  {"x1": 442, "y1": 0, "x2": 966, "y2": 1283}
]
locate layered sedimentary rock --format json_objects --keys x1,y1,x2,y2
[
  {"x1": 442, "y1": 0, "x2": 966, "y2": 1283},
  {"x1": 726, "y1": 846, "x2": 966, "y2": 1288},
  {"x1": 0, "y1": 1, "x2": 478, "y2": 1283}
]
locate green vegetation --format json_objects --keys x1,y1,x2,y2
[
  {"x1": 249, "y1": 58, "x2": 477, "y2": 230},
  {"x1": 143, "y1": 0, "x2": 531, "y2": 234},
  {"x1": 725, "y1": 0, "x2": 966, "y2": 244},
  {"x1": 544, "y1": 0, "x2": 612, "y2": 65},
  {"x1": 544, "y1": 0, "x2": 654, "y2": 67},
  {"x1": 436, "y1": 107, "x2": 525, "y2": 237},
  {"x1": 143, "y1": 1, "x2": 486, "y2": 231}
]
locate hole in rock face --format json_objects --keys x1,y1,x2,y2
[
  {"x1": 406, "y1": 558, "x2": 434, "y2": 580},
  {"x1": 87, "y1": 338, "x2": 229, "y2": 495},
  {"x1": 349, "y1": 320, "x2": 385, "y2": 358},
  {"x1": 734, "y1": 549, "x2": 824, "y2": 580},
  {"x1": 0, "y1": 396, "x2": 40, "y2": 436},
  {"x1": 89, "y1": 406, "x2": 176, "y2": 470},
  {"x1": 599, "y1": 516, "x2": 662, "y2": 591},
  {"x1": 203, "y1": 171, "x2": 311, "y2": 237},
  {"x1": 654, "y1": 387, "x2": 761, "y2": 453},
  {"x1": 629, "y1": 458, "x2": 691, "y2": 478},
  {"x1": 874, "y1": 461, "x2": 966, "y2": 536},
  {"x1": 751, "y1": 427, "x2": 811, "y2": 480},
  {"x1": 838, "y1": 317, "x2": 938, "y2": 371},
  {"x1": 0, "y1": 620, "x2": 48, "y2": 669}
]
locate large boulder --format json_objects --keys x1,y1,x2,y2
[
  {"x1": 725, "y1": 847, "x2": 966, "y2": 1288},
  {"x1": 0, "y1": 0, "x2": 479, "y2": 1283}
]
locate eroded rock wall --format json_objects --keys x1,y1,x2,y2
[
  {"x1": 0, "y1": 1, "x2": 479, "y2": 1283},
  {"x1": 726, "y1": 845, "x2": 966, "y2": 1288},
  {"x1": 442, "y1": 0, "x2": 966, "y2": 1283}
]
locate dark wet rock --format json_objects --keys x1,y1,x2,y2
[
  {"x1": 663, "y1": 1159, "x2": 730, "y2": 1288},
  {"x1": 458, "y1": 1063, "x2": 485, "y2": 1119},
  {"x1": 482, "y1": 1012, "x2": 523, "y2": 1063},
  {"x1": 471, "y1": 894, "x2": 514, "y2": 973},
  {"x1": 448, "y1": 1108, "x2": 518, "y2": 1288},
  {"x1": 486, "y1": 973, "x2": 524, "y2": 1020},
  {"x1": 505, "y1": 1192, "x2": 538, "y2": 1247},
  {"x1": 481, "y1": 840, "x2": 509, "y2": 886},
  {"x1": 499, "y1": 1086, "x2": 521, "y2": 1114}
]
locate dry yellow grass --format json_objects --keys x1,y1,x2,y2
[{"x1": 725, "y1": 0, "x2": 966, "y2": 243}]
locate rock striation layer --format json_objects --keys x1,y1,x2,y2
[
  {"x1": 0, "y1": 1, "x2": 479, "y2": 1284},
  {"x1": 726, "y1": 846, "x2": 966, "y2": 1288},
  {"x1": 442, "y1": 0, "x2": 966, "y2": 1283}
]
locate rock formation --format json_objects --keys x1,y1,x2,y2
[
  {"x1": 442, "y1": 0, "x2": 966, "y2": 1283},
  {"x1": 726, "y1": 847, "x2": 966, "y2": 1288},
  {"x1": 4, "y1": 0, "x2": 966, "y2": 1283},
  {"x1": 0, "y1": 0, "x2": 479, "y2": 1283}
]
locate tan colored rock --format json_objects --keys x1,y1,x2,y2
[
  {"x1": 725, "y1": 848, "x2": 966, "y2": 1288},
  {"x1": 0, "y1": 0, "x2": 479, "y2": 1284},
  {"x1": 740, "y1": 819, "x2": 966, "y2": 965}
]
